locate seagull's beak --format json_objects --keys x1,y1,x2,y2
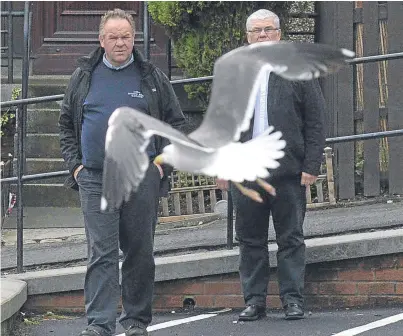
[{"x1": 153, "y1": 154, "x2": 164, "y2": 165}]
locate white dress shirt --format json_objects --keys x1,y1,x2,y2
[{"x1": 252, "y1": 70, "x2": 271, "y2": 138}]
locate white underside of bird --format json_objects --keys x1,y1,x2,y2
[
  {"x1": 100, "y1": 41, "x2": 355, "y2": 211},
  {"x1": 156, "y1": 125, "x2": 285, "y2": 182}
]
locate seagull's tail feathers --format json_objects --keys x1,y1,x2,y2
[{"x1": 202, "y1": 126, "x2": 286, "y2": 181}]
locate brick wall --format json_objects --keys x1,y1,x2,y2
[{"x1": 23, "y1": 253, "x2": 403, "y2": 313}]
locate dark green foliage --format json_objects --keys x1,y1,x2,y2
[
  {"x1": 1, "y1": 87, "x2": 20, "y2": 137},
  {"x1": 148, "y1": 1, "x2": 293, "y2": 107}
]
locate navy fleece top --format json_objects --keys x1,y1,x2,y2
[{"x1": 81, "y1": 61, "x2": 155, "y2": 169}]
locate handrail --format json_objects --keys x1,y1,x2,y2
[
  {"x1": 326, "y1": 129, "x2": 403, "y2": 144},
  {"x1": 0, "y1": 94, "x2": 65, "y2": 108},
  {"x1": 3, "y1": 129, "x2": 403, "y2": 185},
  {"x1": 3, "y1": 51, "x2": 403, "y2": 108},
  {"x1": 347, "y1": 52, "x2": 403, "y2": 65},
  {"x1": 2, "y1": 45, "x2": 403, "y2": 273},
  {"x1": 0, "y1": 11, "x2": 25, "y2": 16}
]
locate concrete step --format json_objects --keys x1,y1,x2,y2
[
  {"x1": 1, "y1": 207, "x2": 219, "y2": 230},
  {"x1": 27, "y1": 83, "x2": 67, "y2": 109},
  {"x1": 17, "y1": 184, "x2": 80, "y2": 207},
  {"x1": 28, "y1": 75, "x2": 71, "y2": 86},
  {"x1": 27, "y1": 108, "x2": 60, "y2": 133},
  {"x1": 2, "y1": 207, "x2": 83, "y2": 229},
  {"x1": 29, "y1": 83, "x2": 67, "y2": 97},
  {"x1": 11, "y1": 158, "x2": 68, "y2": 184},
  {"x1": 1, "y1": 83, "x2": 22, "y2": 103},
  {"x1": 21, "y1": 133, "x2": 62, "y2": 158},
  {"x1": 4, "y1": 83, "x2": 66, "y2": 109},
  {"x1": 0, "y1": 279, "x2": 27, "y2": 336}
]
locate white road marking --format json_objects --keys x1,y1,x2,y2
[
  {"x1": 116, "y1": 313, "x2": 217, "y2": 335},
  {"x1": 331, "y1": 312, "x2": 403, "y2": 336}
]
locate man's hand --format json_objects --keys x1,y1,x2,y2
[
  {"x1": 73, "y1": 165, "x2": 84, "y2": 181},
  {"x1": 301, "y1": 172, "x2": 317, "y2": 186},
  {"x1": 154, "y1": 163, "x2": 164, "y2": 179},
  {"x1": 216, "y1": 178, "x2": 229, "y2": 191}
]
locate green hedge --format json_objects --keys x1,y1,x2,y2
[{"x1": 148, "y1": 1, "x2": 293, "y2": 107}]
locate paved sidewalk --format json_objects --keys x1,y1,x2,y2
[
  {"x1": 2, "y1": 200, "x2": 403, "y2": 336},
  {"x1": 1, "y1": 200, "x2": 402, "y2": 271}
]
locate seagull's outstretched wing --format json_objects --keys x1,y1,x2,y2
[
  {"x1": 101, "y1": 107, "x2": 209, "y2": 211},
  {"x1": 101, "y1": 42, "x2": 354, "y2": 210},
  {"x1": 188, "y1": 41, "x2": 355, "y2": 148}
]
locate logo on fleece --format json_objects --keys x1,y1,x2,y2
[{"x1": 128, "y1": 91, "x2": 144, "y2": 98}]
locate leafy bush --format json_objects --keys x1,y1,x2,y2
[
  {"x1": 148, "y1": 1, "x2": 293, "y2": 107},
  {"x1": 1, "y1": 87, "x2": 20, "y2": 137}
]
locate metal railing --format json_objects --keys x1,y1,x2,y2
[
  {"x1": 0, "y1": 1, "x2": 31, "y2": 84},
  {"x1": 1, "y1": 52, "x2": 403, "y2": 273}
]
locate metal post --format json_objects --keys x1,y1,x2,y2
[
  {"x1": 16, "y1": 105, "x2": 24, "y2": 272},
  {"x1": 143, "y1": 1, "x2": 150, "y2": 60},
  {"x1": 324, "y1": 147, "x2": 336, "y2": 205},
  {"x1": 226, "y1": 190, "x2": 233, "y2": 249},
  {"x1": 28, "y1": 6, "x2": 32, "y2": 63},
  {"x1": 7, "y1": 1, "x2": 13, "y2": 83},
  {"x1": 21, "y1": 1, "x2": 30, "y2": 106},
  {"x1": 167, "y1": 38, "x2": 172, "y2": 80},
  {"x1": 16, "y1": 1, "x2": 31, "y2": 273},
  {"x1": 313, "y1": 2, "x2": 320, "y2": 43}
]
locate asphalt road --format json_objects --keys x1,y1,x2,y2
[
  {"x1": 16, "y1": 307, "x2": 403, "y2": 336},
  {"x1": 2, "y1": 202, "x2": 403, "y2": 270}
]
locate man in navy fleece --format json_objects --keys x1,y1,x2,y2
[{"x1": 59, "y1": 8, "x2": 185, "y2": 336}]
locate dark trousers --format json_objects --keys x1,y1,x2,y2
[
  {"x1": 76, "y1": 164, "x2": 160, "y2": 336},
  {"x1": 232, "y1": 175, "x2": 307, "y2": 308}
]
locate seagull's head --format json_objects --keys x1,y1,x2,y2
[
  {"x1": 153, "y1": 154, "x2": 165, "y2": 165},
  {"x1": 154, "y1": 145, "x2": 176, "y2": 166}
]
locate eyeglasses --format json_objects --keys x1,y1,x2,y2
[{"x1": 248, "y1": 27, "x2": 280, "y2": 35}]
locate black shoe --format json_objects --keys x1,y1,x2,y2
[
  {"x1": 284, "y1": 303, "x2": 304, "y2": 320},
  {"x1": 238, "y1": 305, "x2": 266, "y2": 321},
  {"x1": 126, "y1": 325, "x2": 148, "y2": 336},
  {"x1": 79, "y1": 328, "x2": 105, "y2": 336}
]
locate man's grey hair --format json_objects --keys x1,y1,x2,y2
[
  {"x1": 246, "y1": 9, "x2": 280, "y2": 31},
  {"x1": 99, "y1": 8, "x2": 135, "y2": 35}
]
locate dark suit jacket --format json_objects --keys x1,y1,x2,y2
[{"x1": 240, "y1": 73, "x2": 326, "y2": 180}]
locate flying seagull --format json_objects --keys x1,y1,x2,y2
[{"x1": 101, "y1": 41, "x2": 355, "y2": 211}]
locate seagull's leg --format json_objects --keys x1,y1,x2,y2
[
  {"x1": 256, "y1": 178, "x2": 276, "y2": 196},
  {"x1": 232, "y1": 182, "x2": 264, "y2": 203}
]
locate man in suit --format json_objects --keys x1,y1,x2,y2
[{"x1": 217, "y1": 9, "x2": 326, "y2": 321}]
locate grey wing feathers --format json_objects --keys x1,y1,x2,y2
[
  {"x1": 101, "y1": 106, "x2": 205, "y2": 211},
  {"x1": 248, "y1": 41, "x2": 355, "y2": 80},
  {"x1": 188, "y1": 41, "x2": 354, "y2": 149},
  {"x1": 188, "y1": 49, "x2": 264, "y2": 148},
  {"x1": 102, "y1": 109, "x2": 150, "y2": 211}
]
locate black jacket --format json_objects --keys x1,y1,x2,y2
[
  {"x1": 58, "y1": 47, "x2": 186, "y2": 196},
  {"x1": 240, "y1": 74, "x2": 326, "y2": 180}
]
